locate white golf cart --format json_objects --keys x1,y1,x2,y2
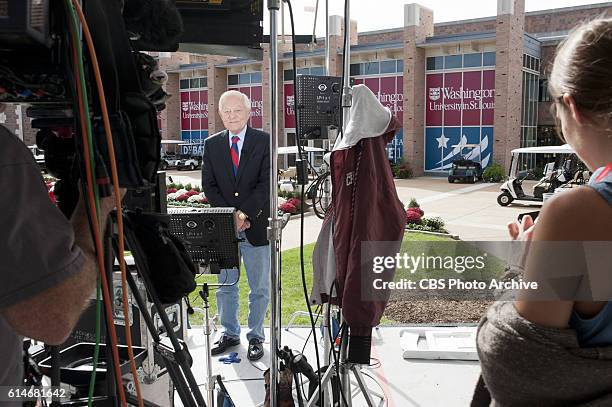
[{"x1": 497, "y1": 144, "x2": 576, "y2": 207}]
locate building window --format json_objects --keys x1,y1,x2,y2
[
  {"x1": 228, "y1": 74, "x2": 239, "y2": 85},
  {"x1": 250, "y1": 72, "x2": 262, "y2": 84},
  {"x1": 239, "y1": 73, "x2": 251, "y2": 85},
  {"x1": 483, "y1": 52, "x2": 496, "y2": 67},
  {"x1": 426, "y1": 56, "x2": 444, "y2": 71},
  {"x1": 285, "y1": 67, "x2": 325, "y2": 81},
  {"x1": 180, "y1": 79, "x2": 190, "y2": 89},
  {"x1": 444, "y1": 55, "x2": 462, "y2": 69},
  {"x1": 397, "y1": 60, "x2": 404, "y2": 72},
  {"x1": 363, "y1": 62, "x2": 380, "y2": 75},
  {"x1": 190, "y1": 78, "x2": 200, "y2": 88},
  {"x1": 539, "y1": 79, "x2": 551, "y2": 102},
  {"x1": 463, "y1": 53, "x2": 482, "y2": 68},
  {"x1": 380, "y1": 60, "x2": 396, "y2": 74},
  {"x1": 200, "y1": 77, "x2": 208, "y2": 88},
  {"x1": 310, "y1": 67, "x2": 325, "y2": 76}
]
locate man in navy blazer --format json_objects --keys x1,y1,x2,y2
[{"x1": 201, "y1": 90, "x2": 270, "y2": 361}]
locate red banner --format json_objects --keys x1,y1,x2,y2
[
  {"x1": 443, "y1": 72, "x2": 462, "y2": 126},
  {"x1": 482, "y1": 70, "x2": 495, "y2": 125},
  {"x1": 228, "y1": 85, "x2": 263, "y2": 130},
  {"x1": 425, "y1": 70, "x2": 496, "y2": 127},
  {"x1": 462, "y1": 71, "x2": 482, "y2": 126},
  {"x1": 180, "y1": 90, "x2": 209, "y2": 131},
  {"x1": 284, "y1": 83, "x2": 295, "y2": 129},
  {"x1": 426, "y1": 74, "x2": 443, "y2": 126}
]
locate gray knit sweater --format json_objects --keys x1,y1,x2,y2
[{"x1": 476, "y1": 301, "x2": 612, "y2": 406}]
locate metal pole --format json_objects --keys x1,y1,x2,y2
[
  {"x1": 202, "y1": 285, "x2": 214, "y2": 407},
  {"x1": 321, "y1": 5, "x2": 333, "y2": 407},
  {"x1": 342, "y1": 0, "x2": 352, "y2": 130},
  {"x1": 325, "y1": 0, "x2": 331, "y2": 75},
  {"x1": 340, "y1": 2, "x2": 352, "y2": 405},
  {"x1": 268, "y1": 1, "x2": 281, "y2": 406}
]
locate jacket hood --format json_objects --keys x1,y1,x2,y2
[{"x1": 333, "y1": 84, "x2": 393, "y2": 151}]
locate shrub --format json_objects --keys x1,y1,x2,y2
[
  {"x1": 394, "y1": 162, "x2": 413, "y2": 179},
  {"x1": 286, "y1": 197, "x2": 302, "y2": 210},
  {"x1": 407, "y1": 198, "x2": 420, "y2": 209},
  {"x1": 184, "y1": 183, "x2": 192, "y2": 191},
  {"x1": 406, "y1": 210, "x2": 423, "y2": 224},
  {"x1": 407, "y1": 207, "x2": 424, "y2": 217},
  {"x1": 279, "y1": 202, "x2": 297, "y2": 214},
  {"x1": 421, "y1": 217, "x2": 446, "y2": 232},
  {"x1": 482, "y1": 163, "x2": 505, "y2": 183}
]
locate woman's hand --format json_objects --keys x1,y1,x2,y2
[{"x1": 507, "y1": 215, "x2": 536, "y2": 241}]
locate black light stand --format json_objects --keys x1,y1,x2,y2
[{"x1": 267, "y1": 1, "x2": 282, "y2": 407}]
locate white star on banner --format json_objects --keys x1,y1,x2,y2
[{"x1": 436, "y1": 133, "x2": 449, "y2": 149}]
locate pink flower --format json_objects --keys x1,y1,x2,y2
[
  {"x1": 176, "y1": 194, "x2": 189, "y2": 202},
  {"x1": 279, "y1": 202, "x2": 297, "y2": 214},
  {"x1": 167, "y1": 188, "x2": 178, "y2": 194},
  {"x1": 287, "y1": 198, "x2": 301, "y2": 208},
  {"x1": 407, "y1": 207, "x2": 424, "y2": 217},
  {"x1": 186, "y1": 190, "x2": 200, "y2": 196},
  {"x1": 48, "y1": 189, "x2": 56, "y2": 204},
  {"x1": 406, "y1": 209, "x2": 422, "y2": 224}
]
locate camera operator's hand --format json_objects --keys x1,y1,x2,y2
[{"x1": 99, "y1": 188, "x2": 127, "y2": 217}]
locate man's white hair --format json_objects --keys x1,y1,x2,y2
[{"x1": 218, "y1": 90, "x2": 251, "y2": 112}]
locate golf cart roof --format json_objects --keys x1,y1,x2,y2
[
  {"x1": 511, "y1": 144, "x2": 574, "y2": 154},
  {"x1": 278, "y1": 146, "x2": 325, "y2": 155},
  {"x1": 161, "y1": 140, "x2": 184, "y2": 144}
]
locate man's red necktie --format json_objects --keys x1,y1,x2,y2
[{"x1": 230, "y1": 135, "x2": 240, "y2": 176}]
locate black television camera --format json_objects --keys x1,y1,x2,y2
[{"x1": 0, "y1": 0, "x2": 184, "y2": 217}]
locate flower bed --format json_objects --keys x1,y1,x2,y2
[
  {"x1": 167, "y1": 183, "x2": 210, "y2": 208},
  {"x1": 404, "y1": 198, "x2": 448, "y2": 234}
]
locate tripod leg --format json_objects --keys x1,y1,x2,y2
[
  {"x1": 306, "y1": 365, "x2": 336, "y2": 407},
  {"x1": 118, "y1": 219, "x2": 207, "y2": 407},
  {"x1": 350, "y1": 366, "x2": 378, "y2": 407}
]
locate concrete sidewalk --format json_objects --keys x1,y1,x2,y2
[{"x1": 279, "y1": 177, "x2": 541, "y2": 250}]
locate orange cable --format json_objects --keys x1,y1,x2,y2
[
  {"x1": 70, "y1": 15, "x2": 128, "y2": 407},
  {"x1": 71, "y1": 1, "x2": 144, "y2": 405}
]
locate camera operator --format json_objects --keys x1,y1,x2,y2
[{"x1": 0, "y1": 122, "x2": 120, "y2": 391}]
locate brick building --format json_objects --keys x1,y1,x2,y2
[{"x1": 5, "y1": 0, "x2": 612, "y2": 175}]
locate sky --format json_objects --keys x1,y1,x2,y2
[{"x1": 264, "y1": 0, "x2": 611, "y2": 37}]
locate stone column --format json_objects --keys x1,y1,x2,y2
[
  {"x1": 206, "y1": 56, "x2": 229, "y2": 135},
  {"x1": 403, "y1": 4, "x2": 434, "y2": 176},
  {"x1": 494, "y1": 0, "x2": 525, "y2": 171}
]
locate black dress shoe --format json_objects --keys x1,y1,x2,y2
[
  {"x1": 247, "y1": 338, "x2": 264, "y2": 361},
  {"x1": 211, "y1": 335, "x2": 240, "y2": 356}
]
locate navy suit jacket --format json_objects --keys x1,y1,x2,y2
[{"x1": 201, "y1": 127, "x2": 271, "y2": 246}]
